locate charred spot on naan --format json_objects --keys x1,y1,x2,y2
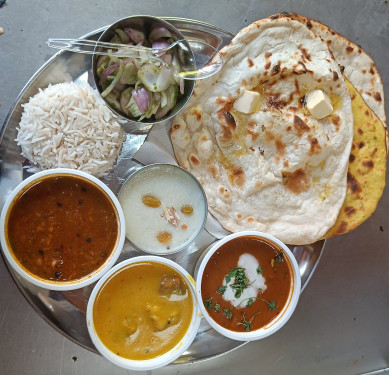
[
  {"x1": 281, "y1": 168, "x2": 311, "y2": 194},
  {"x1": 323, "y1": 78, "x2": 387, "y2": 239},
  {"x1": 170, "y1": 119, "x2": 190, "y2": 150},
  {"x1": 266, "y1": 94, "x2": 287, "y2": 109},
  {"x1": 308, "y1": 135, "x2": 322, "y2": 156},
  {"x1": 293, "y1": 115, "x2": 310, "y2": 135},
  {"x1": 276, "y1": 12, "x2": 387, "y2": 127},
  {"x1": 189, "y1": 153, "x2": 201, "y2": 168},
  {"x1": 208, "y1": 164, "x2": 219, "y2": 179},
  {"x1": 219, "y1": 185, "x2": 231, "y2": 198},
  {"x1": 229, "y1": 166, "x2": 246, "y2": 188},
  {"x1": 216, "y1": 109, "x2": 236, "y2": 147}
]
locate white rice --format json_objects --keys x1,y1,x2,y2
[{"x1": 16, "y1": 82, "x2": 124, "y2": 177}]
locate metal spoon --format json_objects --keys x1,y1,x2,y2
[{"x1": 47, "y1": 38, "x2": 223, "y2": 80}]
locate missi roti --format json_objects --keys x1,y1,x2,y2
[{"x1": 323, "y1": 78, "x2": 387, "y2": 238}]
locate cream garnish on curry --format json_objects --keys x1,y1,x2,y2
[{"x1": 222, "y1": 253, "x2": 267, "y2": 308}]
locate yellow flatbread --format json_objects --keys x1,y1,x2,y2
[{"x1": 323, "y1": 78, "x2": 387, "y2": 238}]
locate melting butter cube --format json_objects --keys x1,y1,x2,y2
[
  {"x1": 306, "y1": 90, "x2": 333, "y2": 119},
  {"x1": 233, "y1": 90, "x2": 261, "y2": 114}
]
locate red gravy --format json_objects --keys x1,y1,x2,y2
[
  {"x1": 201, "y1": 235, "x2": 293, "y2": 332},
  {"x1": 6, "y1": 175, "x2": 119, "y2": 282}
]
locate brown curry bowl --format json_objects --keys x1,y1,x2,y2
[
  {"x1": 0, "y1": 168, "x2": 125, "y2": 291},
  {"x1": 195, "y1": 231, "x2": 301, "y2": 341}
]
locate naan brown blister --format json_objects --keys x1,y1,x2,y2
[{"x1": 171, "y1": 16, "x2": 354, "y2": 245}]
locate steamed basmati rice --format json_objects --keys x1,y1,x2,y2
[{"x1": 16, "y1": 82, "x2": 124, "y2": 177}]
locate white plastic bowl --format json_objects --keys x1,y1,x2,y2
[
  {"x1": 0, "y1": 168, "x2": 125, "y2": 291},
  {"x1": 195, "y1": 231, "x2": 301, "y2": 341},
  {"x1": 86, "y1": 256, "x2": 201, "y2": 371}
]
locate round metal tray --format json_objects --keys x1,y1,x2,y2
[{"x1": 0, "y1": 17, "x2": 325, "y2": 364}]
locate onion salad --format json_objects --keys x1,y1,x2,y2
[{"x1": 96, "y1": 26, "x2": 186, "y2": 121}]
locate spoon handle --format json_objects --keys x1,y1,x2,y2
[
  {"x1": 47, "y1": 38, "x2": 223, "y2": 80},
  {"x1": 47, "y1": 38, "x2": 157, "y2": 59}
]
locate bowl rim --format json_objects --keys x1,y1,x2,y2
[
  {"x1": 86, "y1": 255, "x2": 201, "y2": 371},
  {"x1": 195, "y1": 230, "x2": 301, "y2": 341},
  {"x1": 118, "y1": 163, "x2": 208, "y2": 255},
  {"x1": 92, "y1": 15, "x2": 196, "y2": 125},
  {"x1": 0, "y1": 168, "x2": 126, "y2": 291}
]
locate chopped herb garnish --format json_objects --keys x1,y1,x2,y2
[
  {"x1": 237, "y1": 312, "x2": 261, "y2": 332},
  {"x1": 225, "y1": 267, "x2": 243, "y2": 283},
  {"x1": 259, "y1": 298, "x2": 277, "y2": 311},
  {"x1": 256, "y1": 266, "x2": 262, "y2": 274},
  {"x1": 215, "y1": 304, "x2": 221, "y2": 312},
  {"x1": 224, "y1": 308, "x2": 233, "y2": 319},
  {"x1": 203, "y1": 298, "x2": 213, "y2": 310},
  {"x1": 217, "y1": 285, "x2": 227, "y2": 295},
  {"x1": 267, "y1": 300, "x2": 277, "y2": 310},
  {"x1": 228, "y1": 267, "x2": 250, "y2": 298},
  {"x1": 246, "y1": 298, "x2": 254, "y2": 307},
  {"x1": 274, "y1": 252, "x2": 284, "y2": 263}
]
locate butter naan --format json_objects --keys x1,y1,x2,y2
[
  {"x1": 171, "y1": 17, "x2": 354, "y2": 245},
  {"x1": 282, "y1": 13, "x2": 386, "y2": 126}
]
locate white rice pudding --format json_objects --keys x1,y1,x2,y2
[{"x1": 119, "y1": 164, "x2": 207, "y2": 254}]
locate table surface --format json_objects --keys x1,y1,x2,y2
[{"x1": 1, "y1": 1, "x2": 389, "y2": 374}]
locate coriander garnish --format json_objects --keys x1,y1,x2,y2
[
  {"x1": 256, "y1": 266, "x2": 262, "y2": 274},
  {"x1": 217, "y1": 285, "x2": 227, "y2": 295},
  {"x1": 203, "y1": 297, "x2": 213, "y2": 310},
  {"x1": 246, "y1": 297, "x2": 254, "y2": 307},
  {"x1": 224, "y1": 308, "x2": 233, "y2": 319},
  {"x1": 215, "y1": 303, "x2": 221, "y2": 312},
  {"x1": 225, "y1": 267, "x2": 250, "y2": 298},
  {"x1": 237, "y1": 312, "x2": 261, "y2": 332},
  {"x1": 267, "y1": 300, "x2": 277, "y2": 310},
  {"x1": 274, "y1": 252, "x2": 284, "y2": 263},
  {"x1": 259, "y1": 298, "x2": 277, "y2": 311}
]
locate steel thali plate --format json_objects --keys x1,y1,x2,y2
[{"x1": 0, "y1": 17, "x2": 325, "y2": 364}]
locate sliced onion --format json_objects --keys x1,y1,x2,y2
[
  {"x1": 160, "y1": 90, "x2": 167, "y2": 108},
  {"x1": 161, "y1": 53, "x2": 172, "y2": 65},
  {"x1": 154, "y1": 92, "x2": 161, "y2": 102},
  {"x1": 99, "y1": 62, "x2": 120, "y2": 85},
  {"x1": 124, "y1": 28, "x2": 145, "y2": 44},
  {"x1": 96, "y1": 55, "x2": 108, "y2": 70},
  {"x1": 101, "y1": 62, "x2": 124, "y2": 97},
  {"x1": 132, "y1": 87, "x2": 151, "y2": 113},
  {"x1": 120, "y1": 87, "x2": 132, "y2": 116},
  {"x1": 105, "y1": 92, "x2": 122, "y2": 113},
  {"x1": 114, "y1": 83, "x2": 127, "y2": 92},
  {"x1": 155, "y1": 85, "x2": 178, "y2": 120},
  {"x1": 119, "y1": 61, "x2": 138, "y2": 85},
  {"x1": 138, "y1": 63, "x2": 173, "y2": 93},
  {"x1": 152, "y1": 41, "x2": 170, "y2": 51},
  {"x1": 149, "y1": 26, "x2": 172, "y2": 42},
  {"x1": 179, "y1": 77, "x2": 184, "y2": 95},
  {"x1": 115, "y1": 29, "x2": 130, "y2": 44},
  {"x1": 154, "y1": 102, "x2": 171, "y2": 119}
]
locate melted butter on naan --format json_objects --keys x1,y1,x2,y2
[{"x1": 171, "y1": 17, "x2": 354, "y2": 245}]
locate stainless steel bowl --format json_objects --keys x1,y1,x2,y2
[{"x1": 92, "y1": 16, "x2": 195, "y2": 125}]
